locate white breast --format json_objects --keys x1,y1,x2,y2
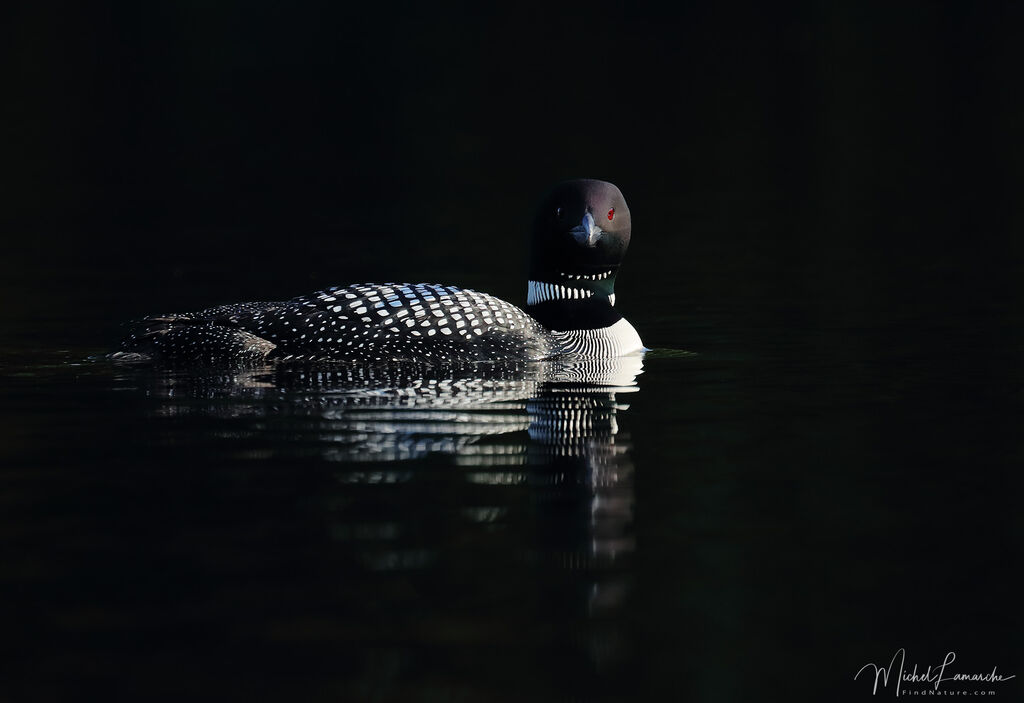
[{"x1": 550, "y1": 318, "x2": 646, "y2": 358}]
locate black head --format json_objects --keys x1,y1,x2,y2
[
  {"x1": 525, "y1": 179, "x2": 632, "y2": 331},
  {"x1": 529, "y1": 179, "x2": 631, "y2": 284}
]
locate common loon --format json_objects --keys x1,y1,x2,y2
[{"x1": 117, "y1": 179, "x2": 645, "y2": 364}]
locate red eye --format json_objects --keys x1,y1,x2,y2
[{"x1": 607, "y1": 208, "x2": 615, "y2": 221}]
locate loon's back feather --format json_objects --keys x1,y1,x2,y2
[{"x1": 120, "y1": 283, "x2": 554, "y2": 364}]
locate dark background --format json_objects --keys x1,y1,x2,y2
[
  {"x1": 2, "y1": 1, "x2": 1022, "y2": 701},
  {"x1": 5, "y1": 2, "x2": 1022, "y2": 327}
]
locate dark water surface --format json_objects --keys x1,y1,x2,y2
[{"x1": 1, "y1": 256, "x2": 1021, "y2": 701}]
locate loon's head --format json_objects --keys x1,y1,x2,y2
[
  {"x1": 527, "y1": 179, "x2": 631, "y2": 329},
  {"x1": 529, "y1": 179, "x2": 631, "y2": 291}
]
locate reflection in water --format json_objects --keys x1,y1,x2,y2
[{"x1": 127, "y1": 354, "x2": 643, "y2": 678}]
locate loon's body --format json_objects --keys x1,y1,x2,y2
[{"x1": 117, "y1": 179, "x2": 644, "y2": 364}]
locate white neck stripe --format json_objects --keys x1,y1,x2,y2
[{"x1": 527, "y1": 280, "x2": 599, "y2": 305}]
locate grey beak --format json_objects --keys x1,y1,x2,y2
[{"x1": 571, "y1": 212, "x2": 602, "y2": 247}]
